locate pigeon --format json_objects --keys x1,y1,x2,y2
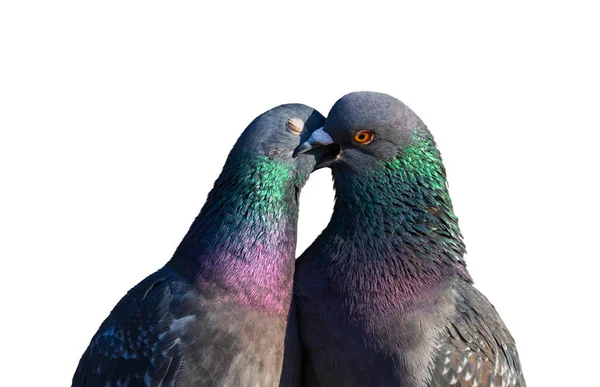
[
  {"x1": 72, "y1": 104, "x2": 326, "y2": 387},
  {"x1": 287, "y1": 92, "x2": 526, "y2": 387}
]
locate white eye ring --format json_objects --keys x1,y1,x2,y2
[{"x1": 286, "y1": 117, "x2": 304, "y2": 135}]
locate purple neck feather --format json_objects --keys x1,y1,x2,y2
[
  {"x1": 321, "y1": 143, "x2": 467, "y2": 314},
  {"x1": 171, "y1": 153, "x2": 299, "y2": 315}
]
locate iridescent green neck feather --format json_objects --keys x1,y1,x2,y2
[
  {"x1": 329, "y1": 129, "x2": 466, "y2": 272},
  {"x1": 171, "y1": 152, "x2": 301, "y2": 314}
]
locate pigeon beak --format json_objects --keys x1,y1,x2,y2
[
  {"x1": 294, "y1": 127, "x2": 341, "y2": 169},
  {"x1": 294, "y1": 127, "x2": 334, "y2": 156}
]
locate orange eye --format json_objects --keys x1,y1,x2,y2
[{"x1": 353, "y1": 130, "x2": 374, "y2": 144}]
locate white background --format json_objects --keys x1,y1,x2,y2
[{"x1": 1, "y1": 2, "x2": 598, "y2": 386}]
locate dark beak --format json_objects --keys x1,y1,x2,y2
[
  {"x1": 294, "y1": 127, "x2": 334, "y2": 156},
  {"x1": 293, "y1": 127, "x2": 341, "y2": 169}
]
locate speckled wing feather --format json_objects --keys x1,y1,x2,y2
[
  {"x1": 73, "y1": 269, "x2": 192, "y2": 387},
  {"x1": 429, "y1": 281, "x2": 526, "y2": 387}
]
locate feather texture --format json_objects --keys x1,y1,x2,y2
[
  {"x1": 430, "y1": 282, "x2": 526, "y2": 387},
  {"x1": 73, "y1": 104, "x2": 325, "y2": 387},
  {"x1": 285, "y1": 92, "x2": 525, "y2": 387}
]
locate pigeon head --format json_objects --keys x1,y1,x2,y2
[
  {"x1": 297, "y1": 91, "x2": 465, "y2": 268},
  {"x1": 296, "y1": 91, "x2": 428, "y2": 172},
  {"x1": 232, "y1": 103, "x2": 326, "y2": 187}
]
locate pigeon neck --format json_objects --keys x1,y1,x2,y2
[
  {"x1": 172, "y1": 152, "x2": 299, "y2": 315},
  {"x1": 326, "y1": 132, "x2": 468, "y2": 308}
]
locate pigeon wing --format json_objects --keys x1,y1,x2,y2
[
  {"x1": 429, "y1": 282, "x2": 526, "y2": 387},
  {"x1": 72, "y1": 270, "x2": 189, "y2": 387}
]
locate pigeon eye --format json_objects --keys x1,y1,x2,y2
[
  {"x1": 286, "y1": 117, "x2": 304, "y2": 135},
  {"x1": 353, "y1": 130, "x2": 374, "y2": 145}
]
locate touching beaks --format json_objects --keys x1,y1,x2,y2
[
  {"x1": 293, "y1": 127, "x2": 341, "y2": 170},
  {"x1": 294, "y1": 127, "x2": 334, "y2": 156}
]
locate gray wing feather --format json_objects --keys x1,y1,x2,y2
[
  {"x1": 73, "y1": 270, "x2": 188, "y2": 387},
  {"x1": 429, "y1": 282, "x2": 526, "y2": 387}
]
